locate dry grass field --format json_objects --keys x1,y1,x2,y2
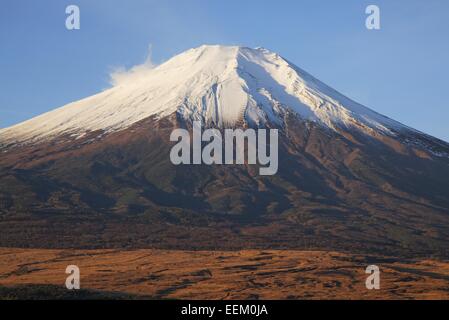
[{"x1": 0, "y1": 248, "x2": 448, "y2": 299}]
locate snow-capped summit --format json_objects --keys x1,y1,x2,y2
[{"x1": 0, "y1": 45, "x2": 419, "y2": 145}]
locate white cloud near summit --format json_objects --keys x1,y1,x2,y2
[{"x1": 109, "y1": 44, "x2": 156, "y2": 86}]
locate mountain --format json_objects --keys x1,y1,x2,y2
[{"x1": 1, "y1": 45, "x2": 449, "y2": 257}]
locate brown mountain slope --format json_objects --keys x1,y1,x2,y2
[{"x1": 0, "y1": 114, "x2": 449, "y2": 258}]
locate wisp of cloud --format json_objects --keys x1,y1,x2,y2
[{"x1": 109, "y1": 44, "x2": 156, "y2": 86}]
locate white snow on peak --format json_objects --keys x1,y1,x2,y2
[{"x1": 0, "y1": 45, "x2": 406, "y2": 145}]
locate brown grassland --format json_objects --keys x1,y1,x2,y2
[{"x1": 0, "y1": 248, "x2": 448, "y2": 299}]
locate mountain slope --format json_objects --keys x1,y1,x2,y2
[{"x1": 0, "y1": 45, "x2": 449, "y2": 258}]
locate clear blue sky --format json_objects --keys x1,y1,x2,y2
[{"x1": 1, "y1": 0, "x2": 448, "y2": 141}]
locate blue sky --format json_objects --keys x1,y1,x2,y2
[{"x1": 1, "y1": 0, "x2": 448, "y2": 141}]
